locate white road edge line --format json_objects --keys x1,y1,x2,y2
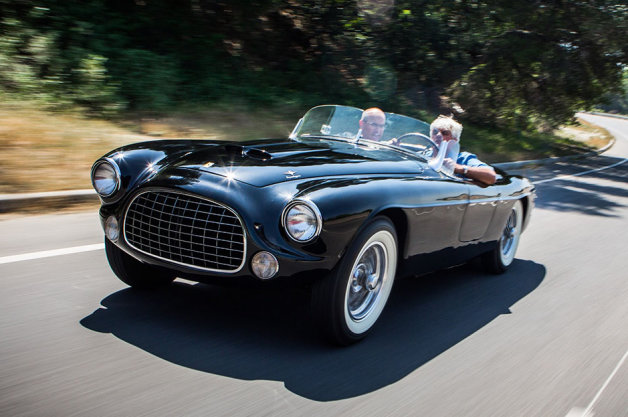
[
  {"x1": 533, "y1": 158, "x2": 628, "y2": 185},
  {"x1": 0, "y1": 243, "x2": 104, "y2": 265},
  {"x1": 566, "y1": 348, "x2": 628, "y2": 417}
]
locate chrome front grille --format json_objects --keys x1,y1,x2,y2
[{"x1": 124, "y1": 190, "x2": 246, "y2": 272}]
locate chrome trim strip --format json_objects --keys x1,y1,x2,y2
[
  {"x1": 123, "y1": 187, "x2": 247, "y2": 273},
  {"x1": 405, "y1": 192, "x2": 533, "y2": 209}
]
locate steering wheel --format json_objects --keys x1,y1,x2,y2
[{"x1": 392, "y1": 132, "x2": 438, "y2": 158}]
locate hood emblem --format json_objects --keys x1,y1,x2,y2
[
  {"x1": 203, "y1": 161, "x2": 215, "y2": 168},
  {"x1": 284, "y1": 170, "x2": 301, "y2": 179}
]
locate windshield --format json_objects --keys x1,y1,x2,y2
[
  {"x1": 294, "y1": 105, "x2": 431, "y2": 141},
  {"x1": 292, "y1": 105, "x2": 458, "y2": 175}
]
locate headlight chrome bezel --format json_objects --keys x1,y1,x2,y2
[
  {"x1": 91, "y1": 158, "x2": 121, "y2": 198},
  {"x1": 281, "y1": 199, "x2": 322, "y2": 243}
]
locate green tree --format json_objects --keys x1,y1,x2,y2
[
  {"x1": 0, "y1": 0, "x2": 625, "y2": 129},
  {"x1": 445, "y1": 1, "x2": 628, "y2": 129}
]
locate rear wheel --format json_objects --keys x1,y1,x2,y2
[
  {"x1": 483, "y1": 200, "x2": 523, "y2": 274},
  {"x1": 105, "y1": 238, "x2": 175, "y2": 289},
  {"x1": 311, "y1": 217, "x2": 397, "y2": 345}
]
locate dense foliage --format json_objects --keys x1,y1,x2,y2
[
  {"x1": 1, "y1": 1, "x2": 626, "y2": 129},
  {"x1": 598, "y1": 68, "x2": 628, "y2": 114}
]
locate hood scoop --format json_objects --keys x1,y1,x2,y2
[
  {"x1": 224, "y1": 144, "x2": 272, "y2": 161},
  {"x1": 243, "y1": 147, "x2": 272, "y2": 161}
]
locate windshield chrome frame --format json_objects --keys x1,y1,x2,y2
[{"x1": 289, "y1": 118, "x2": 303, "y2": 140}]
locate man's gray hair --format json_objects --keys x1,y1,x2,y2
[{"x1": 430, "y1": 115, "x2": 463, "y2": 140}]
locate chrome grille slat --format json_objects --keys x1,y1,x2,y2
[
  {"x1": 124, "y1": 190, "x2": 246, "y2": 272},
  {"x1": 127, "y1": 232, "x2": 244, "y2": 256},
  {"x1": 131, "y1": 198, "x2": 241, "y2": 227},
  {"x1": 127, "y1": 217, "x2": 244, "y2": 240}
]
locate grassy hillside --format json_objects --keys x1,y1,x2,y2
[{"x1": 0, "y1": 101, "x2": 611, "y2": 194}]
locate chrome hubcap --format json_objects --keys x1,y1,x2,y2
[{"x1": 348, "y1": 242, "x2": 387, "y2": 321}]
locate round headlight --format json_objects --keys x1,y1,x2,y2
[
  {"x1": 251, "y1": 251, "x2": 279, "y2": 279},
  {"x1": 282, "y1": 200, "x2": 321, "y2": 242},
  {"x1": 92, "y1": 160, "x2": 120, "y2": 197}
]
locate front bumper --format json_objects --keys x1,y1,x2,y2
[{"x1": 98, "y1": 186, "x2": 336, "y2": 284}]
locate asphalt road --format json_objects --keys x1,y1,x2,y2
[{"x1": 1, "y1": 114, "x2": 627, "y2": 417}]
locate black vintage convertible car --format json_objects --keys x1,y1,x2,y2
[{"x1": 91, "y1": 105, "x2": 535, "y2": 345}]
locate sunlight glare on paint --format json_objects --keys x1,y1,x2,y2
[{"x1": 112, "y1": 151, "x2": 125, "y2": 160}]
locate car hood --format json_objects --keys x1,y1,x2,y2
[{"x1": 165, "y1": 138, "x2": 427, "y2": 187}]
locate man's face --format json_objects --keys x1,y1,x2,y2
[
  {"x1": 360, "y1": 113, "x2": 386, "y2": 141},
  {"x1": 431, "y1": 127, "x2": 453, "y2": 147}
]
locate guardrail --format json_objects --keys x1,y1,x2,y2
[{"x1": 0, "y1": 190, "x2": 98, "y2": 213}]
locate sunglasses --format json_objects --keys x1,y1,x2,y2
[{"x1": 432, "y1": 128, "x2": 452, "y2": 137}]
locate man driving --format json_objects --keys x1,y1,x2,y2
[{"x1": 359, "y1": 107, "x2": 386, "y2": 141}]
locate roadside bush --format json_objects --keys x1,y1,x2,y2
[
  {"x1": 109, "y1": 50, "x2": 179, "y2": 110},
  {"x1": 72, "y1": 54, "x2": 121, "y2": 114}
]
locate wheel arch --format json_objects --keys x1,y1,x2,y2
[
  {"x1": 520, "y1": 194, "x2": 533, "y2": 232},
  {"x1": 376, "y1": 207, "x2": 408, "y2": 263}
]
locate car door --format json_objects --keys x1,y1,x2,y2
[
  {"x1": 403, "y1": 177, "x2": 470, "y2": 256},
  {"x1": 459, "y1": 181, "x2": 500, "y2": 242}
]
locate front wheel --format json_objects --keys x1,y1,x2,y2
[
  {"x1": 311, "y1": 217, "x2": 398, "y2": 345},
  {"x1": 105, "y1": 238, "x2": 175, "y2": 289},
  {"x1": 483, "y1": 200, "x2": 524, "y2": 274}
]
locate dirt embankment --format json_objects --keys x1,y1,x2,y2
[{"x1": 0, "y1": 104, "x2": 612, "y2": 195}]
